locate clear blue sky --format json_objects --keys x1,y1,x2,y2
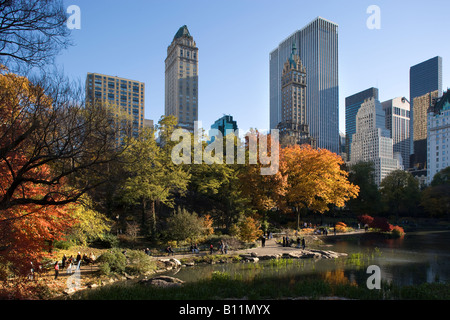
[{"x1": 57, "y1": 0, "x2": 450, "y2": 134}]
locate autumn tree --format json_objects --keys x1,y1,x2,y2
[
  {"x1": 165, "y1": 207, "x2": 213, "y2": 245},
  {"x1": 280, "y1": 144, "x2": 359, "y2": 223}
]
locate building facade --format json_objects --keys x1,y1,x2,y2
[
  {"x1": 165, "y1": 25, "x2": 199, "y2": 132},
  {"x1": 382, "y1": 97, "x2": 411, "y2": 169},
  {"x1": 86, "y1": 72, "x2": 145, "y2": 139},
  {"x1": 410, "y1": 56, "x2": 443, "y2": 159},
  {"x1": 276, "y1": 43, "x2": 314, "y2": 148},
  {"x1": 411, "y1": 90, "x2": 440, "y2": 170},
  {"x1": 345, "y1": 87, "x2": 379, "y2": 161},
  {"x1": 270, "y1": 17, "x2": 339, "y2": 153},
  {"x1": 210, "y1": 115, "x2": 238, "y2": 137},
  {"x1": 427, "y1": 90, "x2": 450, "y2": 184},
  {"x1": 350, "y1": 97, "x2": 402, "y2": 186}
]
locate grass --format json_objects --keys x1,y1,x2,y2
[{"x1": 67, "y1": 272, "x2": 450, "y2": 300}]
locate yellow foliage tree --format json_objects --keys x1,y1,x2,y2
[{"x1": 280, "y1": 144, "x2": 359, "y2": 214}]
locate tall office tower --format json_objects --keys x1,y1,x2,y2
[
  {"x1": 427, "y1": 90, "x2": 450, "y2": 184},
  {"x1": 270, "y1": 17, "x2": 339, "y2": 153},
  {"x1": 345, "y1": 87, "x2": 379, "y2": 161},
  {"x1": 277, "y1": 43, "x2": 314, "y2": 148},
  {"x1": 86, "y1": 72, "x2": 145, "y2": 139},
  {"x1": 411, "y1": 90, "x2": 440, "y2": 170},
  {"x1": 165, "y1": 25, "x2": 199, "y2": 132},
  {"x1": 350, "y1": 97, "x2": 402, "y2": 186},
  {"x1": 410, "y1": 56, "x2": 443, "y2": 159},
  {"x1": 382, "y1": 97, "x2": 411, "y2": 169}
]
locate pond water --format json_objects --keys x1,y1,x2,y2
[{"x1": 162, "y1": 230, "x2": 450, "y2": 287}]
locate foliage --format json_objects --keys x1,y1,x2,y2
[
  {"x1": 380, "y1": 170, "x2": 420, "y2": 219},
  {"x1": 370, "y1": 217, "x2": 393, "y2": 232},
  {"x1": 391, "y1": 225, "x2": 405, "y2": 238},
  {"x1": 347, "y1": 161, "x2": 382, "y2": 215},
  {"x1": 358, "y1": 214, "x2": 374, "y2": 227},
  {"x1": 280, "y1": 144, "x2": 359, "y2": 214},
  {"x1": 96, "y1": 248, "x2": 127, "y2": 275},
  {"x1": 430, "y1": 166, "x2": 450, "y2": 186},
  {"x1": 230, "y1": 216, "x2": 263, "y2": 243},
  {"x1": 165, "y1": 207, "x2": 213, "y2": 244},
  {"x1": 125, "y1": 250, "x2": 156, "y2": 275},
  {"x1": 335, "y1": 222, "x2": 348, "y2": 233}
]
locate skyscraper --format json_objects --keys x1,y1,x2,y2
[
  {"x1": 382, "y1": 97, "x2": 411, "y2": 169},
  {"x1": 409, "y1": 56, "x2": 443, "y2": 158},
  {"x1": 277, "y1": 43, "x2": 313, "y2": 148},
  {"x1": 210, "y1": 115, "x2": 238, "y2": 138},
  {"x1": 270, "y1": 17, "x2": 339, "y2": 153},
  {"x1": 165, "y1": 25, "x2": 199, "y2": 132},
  {"x1": 427, "y1": 90, "x2": 450, "y2": 184},
  {"x1": 345, "y1": 87, "x2": 379, "y2": 161},
  {"x1": 85, "y1": 72, "x2": 145, "y2": 139},
  {"x1": 350, "y1": 97, "x2": 402, "y2": 186}
]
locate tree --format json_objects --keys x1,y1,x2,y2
[
  {"x1": 347, "y1": 161, "x2": 382, "y2": 215},
  {"x1": 0, "y1": 67, "x2": 127, "y2": 213},
  {"x1": 280, "y1": 145, "x2": 359, "y2": 217},
  {"x1": 0, "y1": 0, "x2": 72, "y2": 69},
  {"x1": 230, "y1": 216, "x2": 263, "y2": 243},
  {"x1": 165, "y1": 207, "x2": 212, "y2": 245},
  {"x1": 119, "y1": 117, "x2": 190, "y2": 238},
  {"x1": 380, "y1": 170, "x2": 420, "y2": 221},
  {"x1": 422, "y1": 167, "x2": 450, "y2": 220}
]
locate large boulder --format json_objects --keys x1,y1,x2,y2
[{"x1": 139, "y1": 275, "x2": 184, "y2": 288}]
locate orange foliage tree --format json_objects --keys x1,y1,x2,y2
[{"x1": 280, "y1": 144, "x2": 359, "y2": 215}]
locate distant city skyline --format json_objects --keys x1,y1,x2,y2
[{"x1": 56, "y1": 0, "x2": 450, "y2": 136}]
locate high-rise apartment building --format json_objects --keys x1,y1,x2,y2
[
  {"x1": 270, "y1": 17, "x2": 339, "y2": 153},
  {"x1": 345, "y1": 87, "x2": 379, "y2": 161},
  {"x1": 210, "y1": 115, "x2": 238, "y2": 137},
  {"x1": 382, "y1": 97, "x2": 411, "y2": 169},
  {"x1": 427, "y1": 90, "x2": 450, "y2": 184},
  {"x1": 86, "y1": 72, "x2": 145, "y2": 139},
  {"x1": 410, "y1": 56, "x2": 443, "y2": 158},
  {"x1": 277, "y1": 43, "x2": 313, "y2": 148},
  {"x1": 350, "y1": 97, "x2": 402, "y2": 186},
  {"x1": 165, "y1": 25, "x2": 199, "y2": 132}
]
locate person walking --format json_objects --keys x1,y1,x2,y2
[
  {"x1": 302, "y1": 238, "x2": 306, "y2": 250},
  {"x1": 261, "y1": 236, "x2": 266, "y2": 248},
  {"x1": 210, "y1": 244, "x2": 214, "y2": 255},
  {"x1": 54, "y1": 261, "x2": 59, "y2": 280}
]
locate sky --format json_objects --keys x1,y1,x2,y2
[{"x1": 57, "y1": 0, "x2": 450, "y2": 134}]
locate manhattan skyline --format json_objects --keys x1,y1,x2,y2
[{"x1": 56, "y1": 0, "x2": 450, "y2": 136}]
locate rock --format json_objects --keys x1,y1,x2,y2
[
  {"x1": 250, "y1": 252, "x2": 258, "y2": 257},
  {"x1": 139, "y1": 276, "x2": 184, "y2": 288},
  {"x1": 171, "y1": 258, "x2": 182, "y2": 266},
  {"x1": 88, "y1": 283, "x2": 99, "y2": 289},
  {"x1": 184, "y1": 262, "x2": 195, "y2": 267}
]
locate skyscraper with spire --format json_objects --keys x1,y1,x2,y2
[
  {"x1": 277, "y1": 43, "x2": 314, "y2": 147},
  {"x1": 165, "y1": 25, "x2": 198, "y2": 132}
]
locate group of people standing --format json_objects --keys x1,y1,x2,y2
[
  {"x1": 54, "y1": 252, "x2": 96, "y2": 280},
  {"x1": 282, "y1": 236, "x2": 306, "y2": 249}
]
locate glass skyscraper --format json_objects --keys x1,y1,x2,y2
[
  {"x1": 345, "y1": 87, "x2": 379, "y2": 161},
  {"x1": 409, "y1": 56, "x2": 443, "y2": 158},
  {"x1": 270, "y1": 17, "x2": 339, "y2": 154}
]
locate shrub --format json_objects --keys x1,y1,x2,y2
[
  {"x1": 92, "y1": 233, "x2": 119, "y2": 248},
  {"x1": 358, "y1": 214, "x2": 374, "y2": 227},
  {"x1": 125, "y1": 250, "x2": 156, "y2": 275},
  {"x1": 335, "y1": 222, "x2": 348, "y2": 233},
  {"x1": 53, "y1": 240, "x2": 73, "y2": 250},
  {"x1": 391, "y1": 226, "x2": 405, "y2": 238},
  {"x1": 97, "y1": 248, "x2": 127, "y2": 274},
  {"x1": 370, "y1": 217, "x2": 393, "y2": 232}
]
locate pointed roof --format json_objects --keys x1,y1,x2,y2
[{"x1": 174, "y1": 25, "x2": 192, "y2": 40}]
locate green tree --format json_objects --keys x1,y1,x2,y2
[
  {"x1": 165, "y1": 207, "x2": 210, "y2": 244},
  {"x1": 119, "y1": 117, "x2": 190, "y2": 238},
  {"x1": 347, "y1": 161, "x2": 382, "y2": 216},
  {"x1": 380, "y1": 170, "x2": 420, "y2": 221},
  {"x1": 421, "y1": 167, "x2": 450, "y2": 220}
]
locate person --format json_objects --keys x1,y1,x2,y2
[
  {"x1": 296, "y1": 237, "x2": 301, "y2": 248},
  {"x1": 282, "y1": 236, "x2": 286, "y2": 247},
  {"x1": 54, "y1": 261, "x2": 59, "y2": 280},
  {"x1": 166, "y1": 246, "x2": 174, "y2": 256},
  {"x1": 76, "y1": 252, "x2": 82, "y2": 264},
  {"x1": 261, "y1": 236, "x2": 266, "y2": 248},
  {"x1": 286, "y1": 235, "x2": 290, "y2": 247},
  {"x1": 302, "y1": 238, "x2": 306, "y2": 250},
  {"x1": 210, "y1": 244, "x2": 214, "y2": 254},
  {"x1": 61, "y1": 254, "x2": 67, "y2": 269},
  {"x1": 194, "y1": 244, "x2": 199, "y2": 254},
  {"x1": 219, "y1": 241, "x2": 224, "y2": 254},
  {"x1": 224, "y1": 243, "x2": 228, "y2": 254}
]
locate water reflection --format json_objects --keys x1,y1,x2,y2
[{"x1": 166, "y1": 230, "x2": 450, "y2": 287}]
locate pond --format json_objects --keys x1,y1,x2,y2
[{"x1": 161, "y1": 230, "x2": 450, "y2": 287}]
